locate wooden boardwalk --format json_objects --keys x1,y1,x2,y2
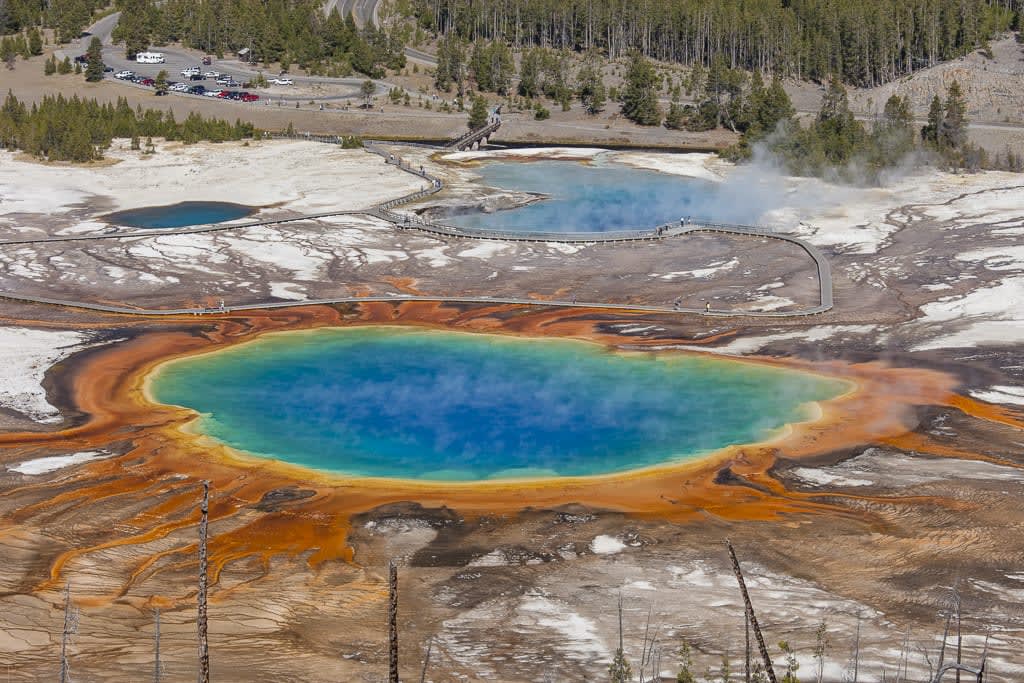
[{"x1": 0, "y1": 135, "x2": 833, "y2": 318}]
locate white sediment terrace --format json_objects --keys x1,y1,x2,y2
[
  {"x1": 0, "y1": 327, "x2": 90, "y2": 422},
  {"x1": 0, "y1": 139, "x2": 422, "y2": 236},
  {"x1": 7, "y1": 451, "x2": 109, "y2": 475}
]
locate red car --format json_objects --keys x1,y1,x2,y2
[
  {"x1": 241, "y1": 93, "x2": 259, "y2": 102},
  {"x1": 140, "y1": 78, "x2": 155, "y2": 86},
  {"x1": 215, "y1": 90, "x2": 230, "y2": 98}
]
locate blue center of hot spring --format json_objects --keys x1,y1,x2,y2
[{"x1": 151, "y1": 328, "x2": 846, "y2": 481}]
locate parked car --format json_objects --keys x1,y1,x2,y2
[
  {"x1": 187, "y1": 85, "x2": 207, "y2": 95},
  {"x1": 188, "y1": 73, "x2": 204, "y2": 81},
  {"x1": 170, "y1": 82, "x2": 189, "y2": 92},
  {"x1": 140, "y1": 78, "x2": 155, "y2": 86},
  {"x1": 181, "y1": 66, "x2": 201, "y2": 76},
  {"x1": 114, "y1": 70, "x2": 135, "y2": 79},
  {"x1": 103, "y1": 65, "x2": 113, "y2": 72},
  {"x1": 203, "y1": 89, "x2": 222, "y2": 97},
  {"x1": 241, "y1": 93, "x2": 259, "y2": 102},
  {"x1": 222, "y1": 79, "x2": 241, "y2": 88},
  {"x1": 204, "y1": 71, "x2": 221, "y2": 79},
  {"x1": 269, "y1": 77, "x2": 293, "y2": 85},
  {"x1": 74, "y1": 54, "x2": 88, "y2": 64}
]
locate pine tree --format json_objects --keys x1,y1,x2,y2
[
  {"x1": 360, "y1": 79, "x2": 376, "y2": 108},
  {"x1": 871, "y1": 94, "x2": 915, "y2": 164},
  {"x1": 467, "y1": 94, "x2": 488, "y2": 130},
  {"x1": 621, "y1": 51, "x2": 661, "y2": 126},
  {"x1": 779, "y1": 640, "x2": 800, "y2": 683},
  {"x1": 664, "y1": 101, "x2": 684, "y2": 129},
  {"x1": 939, "y1": 79, "x2": 968, "y2": 151},
  {"x1": 577, "y1": 55, "x2": 606, "y2": 115},
  {"x1": 676, "y1": 640, "x2": 697, "y2": 683},
  {"x1": 813, "y1": 76, "x2": 866, "y2": 164},
  {"x1": 921, "y1": 95, "x2": 944, "y2": 144},
  {"x1": 84, "y1": 35, "x2": 104, "y2": 82},
  {"x1": 27, "y1": 27, "x2": 43, "y2": 56},
  {"x1": 57, "y1": 55, "x2": 72, "y2": 74},
  {"x1": 518, "y1": 48, "x2": 541, "y2": 98},
  {"x1": 44, "y1": 55, "x2": 57, "y2": 75},
  {"x1": 608, "y1": 648, "x2": 632, "y2": 683}
]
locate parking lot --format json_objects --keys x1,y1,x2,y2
[
  {"x1": 110, "y1": 64, "x2": 266, "y2": 102},
  {"x1": 71, "y1": 13, "x2": 378, "y2": 108}
]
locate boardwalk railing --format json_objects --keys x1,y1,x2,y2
[{"x1": 0, "y1": 133, "x2": 833, "y2": 318}]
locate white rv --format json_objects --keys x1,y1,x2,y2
[{"x1": 135, "y1": 52, "x2": 166, "y2": 64}]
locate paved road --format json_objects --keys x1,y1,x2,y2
[{"x1": 1, "y1": 138, "x2": 832, "y2": 319}]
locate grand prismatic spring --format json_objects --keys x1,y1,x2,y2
[{"x1": 150, "y1": 327, "x2": 848, "y2": 480}]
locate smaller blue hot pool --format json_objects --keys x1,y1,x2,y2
[{"x1": 104, "y1": 201, "x2": 256, "y2": 229}]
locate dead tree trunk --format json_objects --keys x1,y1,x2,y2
[
  {"x1": 154, "y1": 607, "x2": 162, "y2": 683},
  {"x1": 419, "y1": 637, "x2": 432, "y2": 683},
  {"x1": 388, "y1": 560, "x2": 399, "y2": 683},
  {"x1": 59, "y1": 582, "x2": 77, "y2": 683},
  {"x1": 851, "y1": 611, "x2": 862, "y2": 683},
  {"x1": 725, "y1": 540, "x2": 777, "y2": 683},
  {"x1": 745, "y1": 608, "x2": 751, "y2": 683},
  {"x1": 198, "y1": 481, "x2": 210, "y2": 683},
  {"x1": 938, "y1": 613, "x2": 952, "y2": 671},
  {"x1": 955, "y1": 593, "x2": 962, "y2": 683}
]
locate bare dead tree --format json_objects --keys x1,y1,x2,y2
[
  {"x1": 954, "y1": 584, "x2": 962, "y2": 683},
  {"x1": 725, "y1": 540, "x2": 777, "y2": 683},
  {"x1": 639, "y1": 606, "x2": 652, "y2": 683},
  {"x1": 154, "y1": 607, "x2": 162, "y2": 683},
  {"x1": 745, "y1": 609, "x2": 751, "y2": 683},
  {"x1": 388, "y1": 560, "x2": 399, "y2": 683},
  {"x1": 59, "y1": 582, "x2": 79, "y2": 683},
  {"x1": 843, "y1": 610, "x2": 860, "y2": 679},
  {"x1": 895, "y1": 627, "x2": 910, "y2": 683},
  {"x1": 197, "y1": 481, "x2": 210, "y2": 683},
  {"x1": 418, "y1": 636, "x2": 432, "y2": 683},
  {"x1": 618, "y1": 593, "x2": 624, "y2": 654},
  {"x1": 937, "y1": 612, "x2": 952, "y2": 671}
]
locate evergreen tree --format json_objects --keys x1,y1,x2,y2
[
  {"x1": 608, "y1": 647, "x2": 632, "y2": 683},
  {"x1": 664, "y1": 100, "x2": 684, "y2": 130},
  {"x1": 676, "y1": 640, "x2": 697, "y2": 683},
  {"x1": 812, "y1": 76, "x2": 866, "y2": 165},
  {"x1": 360, "y1": 79, "x2": 376, "y2": 108},
  {"x1": 621, "y1": 51, "x2": 660, "y2": 126},
  {"x1": 576, "y1": 55, "x2": 606, "y2": 115},
  {"x1": 435, "y1": 34, "x2": 466, "y2": 93},
  {"x1": 939, "y1": 79, "x2": 969, "y2": 152},
  {"x1": 83, "y1": 35, "x2": 103, "y2": 80},
  {"x1": 779, "y1": 640, "x2": 800, "y2": 683},
  {"x1": 870, "y1": 94, "x2": 915, "y2": 164},
  {"x1": 112, "y1": 0, "x2": 151, "y2": 59},
  {"x1": 57, "y1": 55, "x2": 72, "y2": 74},
  {"x1": 518, "y1": 48, "x2": 541, "y2": 98},
  {"x1": 921, "y1": 95, "x2": 944, "y2": 144},
  {"x1": 44, "y1": 54, "x2": 56, "y2": 75},
  {"x1": 27, "y1": 27, "x2": 43, "y2": 56},
  {"x1": 467, "y1": 93, "x2": 488, "y2": 130},
  {"x1": 154, "y1": 69, "x2": 168, "y2": 91}
]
